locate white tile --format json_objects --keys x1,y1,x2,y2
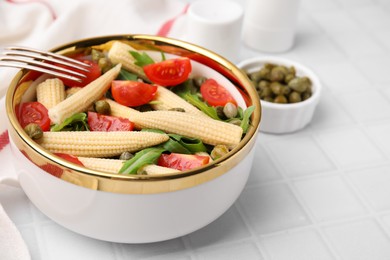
[
  {"x1": 382, "y1": 214, "x2": 390, "y2": 234},
  {"x1": 324, "y1": 219, "x2": 390, "y2": 260},
  {"x1": 311, "y1": 10, "x2": 360, "y2": 34},
  {"x1": 238, "y1": 184, "x2": 309, "y2": 234},
  {"x1": 247, "y1": 142, "x2": 282, "y2": 185},
  {"x1": 118, "y1": 237, "x2": 186, "y2": 259},
  {"x1": 336, "y1": 89, "x2": 390, "y2": 122},
  {"x1": 293, "y1": 175, "x2": 366, "y2": 222},
  {"x1": 196, "y1": 242, "x2": 263, "y2": 260},
  {"x1": 365, "y1": 121, "x2": 390, "y2": 156},
  {"x1": 347, "y1": 165, "x2": 390, "y2": 211},
  {"x1": 374, "y1": 29, "x2": 390, "y2": 50},
  {"x1": 355, "y1": 54, "x2": 390, "y2": 84},
  {"x1": 259, "y1": 229, "x2": 335, "y2": 260},
  {"x1": 331, "y1": 30, "x2": 384, "y2": 58},
  {"x1": 265, "y1": 136, "x2": 336, "y2": 177},
  {"x1": 314, "y1": 61, "x2": 369, "y2": 93},
  {"x1": 41, "y1": 223, "x2": 116, "y2": 260},
  {"x1": 301, "y1": 0, "x2": 339, "y2": 12},
  {"x1": 310, "y1": 90, "x2": 355, "y2": 130},
  {"x1": 316, "y1": 127, "x2": 385, "y2": 168},
  {"x1": 186, "y1": 205, "x2": 251, "y2": 249},
  {"x1": 350, "y1": 4, "x2": 390, "y2": 30}
]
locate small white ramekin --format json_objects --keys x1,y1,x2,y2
[{"x1": 237, "y1": 56, "x2": 321, "y2": 134}]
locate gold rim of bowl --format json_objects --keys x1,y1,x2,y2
[{"x1": 6, "y1": 34, "x2": 261, "y2": 194}]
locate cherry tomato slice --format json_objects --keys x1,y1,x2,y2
[
  {"x1": 87, "y1": 112, "x2": 134, "y2": 131},
  {"x1": 59, "y1": 59, "x2": 101, "y2": 88},
  {"x1": 200, "y1": 79, "x2": 237, "y2": 107},
  {"x1": 157, "y1": 153, "x2": 210, "y2": 171},
  {"x1": 111, "y1": 80, "x2": 158, "y2": 107},
  {"x1": 16, "y1": 102, "x2": 51, "y2": 131},
  {"x1": 143, "y1": 57, "x2": 192, "y2": 86},
  {"x1": 54, "y1": 153, "x2": 84, "y2": 166}
]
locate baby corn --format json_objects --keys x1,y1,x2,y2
[
  {"x1": 152, "y1": 86, "x2": 207, "y2": 117},
  {"x1": 36, "y1": 78, "x2": 66, "y2": 109},
  {"x1": 77, "y1": 157, "x2": 124, "y2": 173},
  {"x1": 131, "y1": 111, "x2": 243, "y2": 148},
  {"x1": 40, "y1": 131, "x2": 169, "y2": 157},
  {"x1": 108, "y1": 41, "x2": 147, "y2": 80},
  {"x1": 48, "y1": 64, "x2": 121, "y2": 124},
  {"x1": 102, "y1": 98, "x2": 140, "y2": 119},
  {"x1": 139, "y1": 164, "x2": 181, "y2": 175}
]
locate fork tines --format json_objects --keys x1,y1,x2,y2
[{"x1": 0, "y1": 46, "x2": 91, "y2": 82}]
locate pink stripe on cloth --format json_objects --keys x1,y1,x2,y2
[
  {"x1": 156, "y1": 3, "x2": 189, "y2": 37},
  {"x1": 0, "y1": 131, "x2": 10, "y2": 152},
  {"x1": 5, "y1": 0, "x2": 57, "y2": 20}
]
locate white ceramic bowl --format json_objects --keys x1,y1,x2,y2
[
  {"x1": 237, "y1": 56, "x2": 321, "y2": 134},
  {"x1": 5, "y1": 35, "x2": 261, "y2": 243}
]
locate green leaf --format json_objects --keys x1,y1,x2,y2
[
  {"x1": 51, "y1": 113, "x2": 89, "y2": 132},
  {"x1": 173, "y1": 80, "x2": 220, "y2": 120},
  {"x1": 169, "y1": 134, "x2": 207, "y2": 153},
  {"x1": 129, "y1": 51, "x2": 155, "y2": 67},
  {"x1": 118, "y1": 69, "x2": 138, "y2": 80},
  {"x1": 240, "y1": 106, "x2": 255, "y2": 134},
  {"x1": 119, "y1": 147, "x2": 165, "y2": 175}
]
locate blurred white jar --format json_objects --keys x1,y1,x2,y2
[
  {"x1": 186, "y1": 0, "x2": 244, "y2": 62},
  {"x1": 242, "y1": 0, "x2": 301, "y2": 53}
]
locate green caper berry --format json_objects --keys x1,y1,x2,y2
[
  {"x1": 258, "y1": 67, "x2": 271, "y2": 80},
  {"x1": 257, "y1": 80, "x2": 270, "y2": 90},
  {"x1": 223, "y1": 102, "x2": 238, "y2": 119},
  {"x1": 260, "y1": 86, "x2": 273, "y2": 99},
  {"x1": 94, "y1": 100, "x2": 111, "y2": 115},
  {"x1": 288, "y1": 77, "x2": 308, "y2": 93},
  {"x1": 249, "y1": 71, "x2": 263, "y2": 82},
  {"x1": 289, "y1": 91, "x2": 302, "y2": 103},
  {"x1": 24, "y1": 123, "x2": 43, "y2": 140},
  {"x1": 119, "y1": 151, "x2": 134, "y2": 161},
  {"x1": 193, "y1": 76, "x2": 207, "y2": 88},
  {"x1": 269, "y1": 66, "x2": 286, "y2": 82},
  {"x1": 302, "y1": 92, "x2": 312, "y2": 100},
  {"x1": 288, "y1": 66, "x2": 296, "y2": 76},
  {"x1": 264, "y1": 63, "x2": 275, "y2": 70},
  {"x1": 282, "y1": 85, "x2": 292, "y2": 95},
  {"x1": 274, "y1": 95, "x2": 288, "y2": 104},
  {"x1": 284, "y1": 74, "x2": 295, "y2": 84},
  {"x1": 168, "y1": 108, "x2": 186, "y2": 112},
  {"x1": 270, "y1": 82, "x2": 284, "y2": 95},
  {"x1": 263, "y1": 96, "x2": 274, "y2": 102},
  {"x1": 228, "y1": 118, "x2": 242, "y2": 126},
  {"x1": 210, "y1": 145, "x2": 229, "y2": 160}
]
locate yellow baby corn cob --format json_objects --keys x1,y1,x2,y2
[
  {"x1": 65, "y1": 87, "x2": 82, "y2": 97},
  {"x1": 108, "y1": 41, "x2": 147, "y2": 80},
  {"x1": 48, "y1": 64, "x2": 121, "y2": 124},
  {"x1": 36, "y1": 78, "x2": 66, "y2": 109},
  {"x1": 139, "y1": 164, "x2": 181, "y2": 175},
  {"x1": 152, "y1": 86, "x2": 207, "y2": 117},
  {"x1": 40, "y1": 131, "x2": 169, "y2": 157},
  {"x1": 77, "y1": 157, "x2": 124, "y2": 173},
  {"x1": 131, "y1": 111, "x2": 243, "y2": 148},
  {"x1": 102, "y1": 98, "x2": 140, "y2": 119}
]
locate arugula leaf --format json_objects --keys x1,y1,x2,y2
[
  {"x1": 240, "y1": 106, "x2": 255, "y2": 134},
  {"x1": 118, "y1": 69, "x2": 138, "y2": 80},
  {"x1": 173, "y1": 80, "x2": 220, "y2": 120},
  {"x1": 119, "y1": 147, "x2": 165, "y2": 175},
  {"x1": 129, "y1": 51, "x2": 155, "y2": 67},
  {"x1": 51, "y1": 113, "x2": 89, "y2": 132}
]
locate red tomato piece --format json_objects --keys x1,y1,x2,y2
[
  {"x1": 111, "y1": 80, "x2": 158, "y2": 107},
  {"x1": 87, "y1": 112, "x2": 134, "y2": 131},
  {"x1": 16, "y1": 102, "x2": 51, "y2": 131},
  {"x1": 157, "y1": 153, "x2": 210, "y2": 171},
  {"x1": 200, "y1": 78, "x2": 237, "y2": 107},
  {"x1": 143, "y1": 57, "x2": 192, "y2": 86},
  {"x1": 59, "y1": 59, "x2": 101, "y2": 88},
  {"x1": 54, "y1": 153, "x2": 84, "y2": 166}
]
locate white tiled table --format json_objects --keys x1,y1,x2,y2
[{"x1": 2, "y1": 0, "x2": 390, "y2": 259}]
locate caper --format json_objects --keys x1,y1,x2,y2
[
  {"x1": 210, "y1": 145, "x2": 229, "y2": 160},
  {"x1": 228, "y1": 118, "x2": 242, "y2": 126},
  {"x1": 274, "y1": 95, "x2": 288, "y2": 103},
  {"x1": 302, "y1": 92, "x2": 312, "y2": 100},
  {"x1": 169, "y1": 107, "x2": 186, "y2": 112},
  {"x1": 260, "y1": 86, "x2": 273, "y2": 99},
  {"x1": 270, "y1": 82, "x2": 284, "y2": 95},
  {"x1": 223, "y1": 102, "x2": 238, "y2": 119},
  {"x1": 269, "y1": 66, "x2": 287, "y2": 82},
  {"x1": 91, "y1": 49, "x2": 105, "y2": 62},
  {"x1": 288, "y1": 77, "x2": 309, "y2": 93},
  {"x1": 284, "y1": 73, "x2": 295, "y2": 84},
  {"x1": 119, "y1": 151, "x2": 134, "y2": 161},
  {"x1": 24, "y1": 123, "x2": 43, "y2": 140},
  {"x1": 249, "y1": 71, "x2": 263, "y2": 82},
  {"x1": 193, "y1": 76, "x2": 207, "y2": 88},
  {"x1": 257, "y1": 80, "x2": 270, "y2": 90},
  {"x1": 282, "y1": 85, "x2": 292, "y2": 95},
  {"x1": 216, "y1": 106, "x2": 227, "y2": 120},
  {"x1": 98, "y1": 58, "x2": 112, "y2": 73},
  {"x1": 94, "y1": 100, "x2": 111, "y2": 115},
  {"x1": 258, "y1": 67, "x2": 271, "y2": 80},
  {"x1": 289, "y1": 91, "x2": 302, "y2": 103},
  {"x1": 264, "y1": 63, "x2": 275, "y2": 70},
  {"x1": 288, "y1": 66, "x2": 296, "y2": 76},
  {"x1": 263, "y1": 96, "x2": 274, "y2": 102}
]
